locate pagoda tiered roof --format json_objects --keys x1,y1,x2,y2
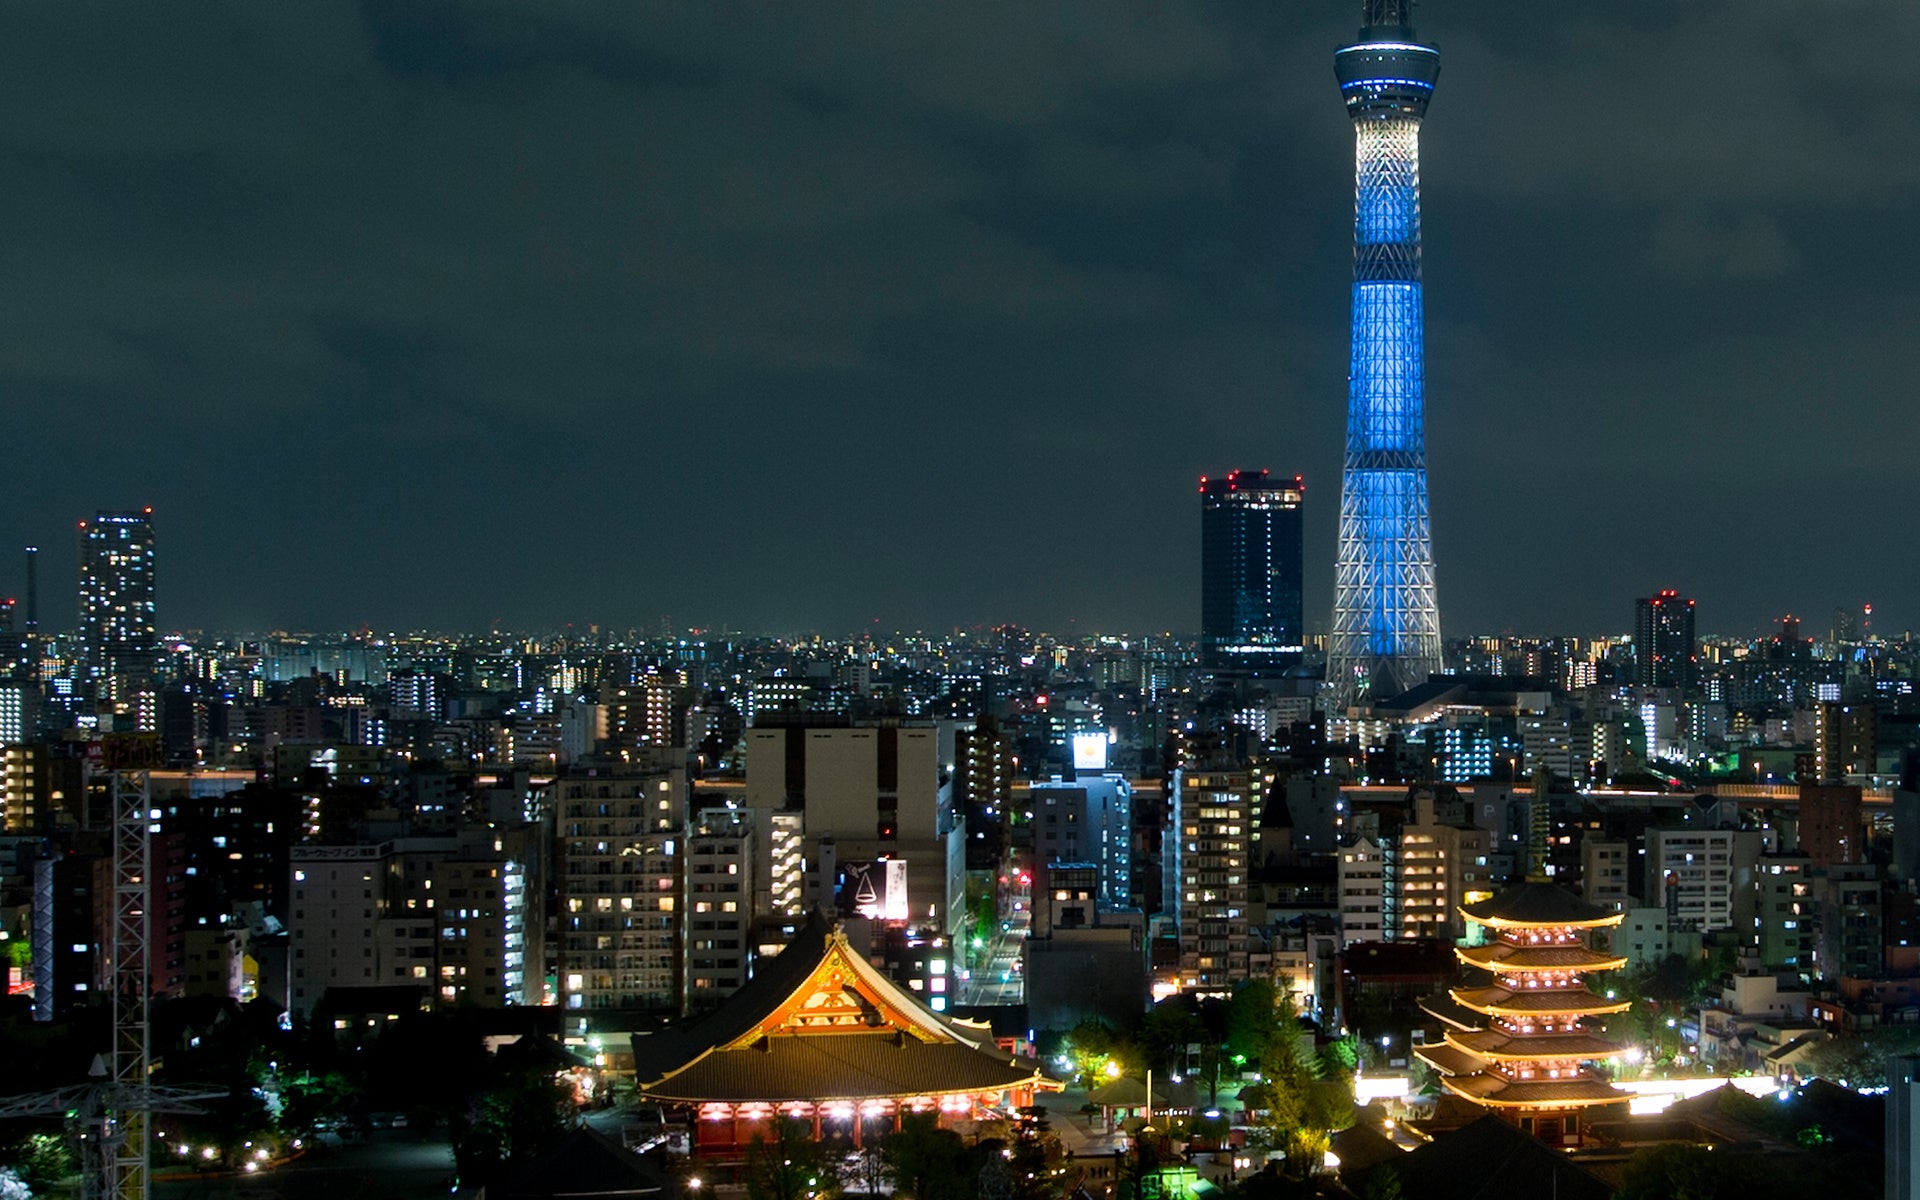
[
  {"x1": 1456, "y1": 943, "x2": 1627, "y2": 972},
  {"x1": 1460, "y1": 882, "x2": 1621, "y2": 929},
  {"x1": 632, "y1": 911, "x2": 1060, "y2": 1104},
  {"x1": 1450, "y1": 985, "x2": 1631, "y2": 1018},
  {"x1": 1447, "y1": 1028, "x2": 1624, "y2": 1060},
  {"x1": 1430, "y1": 1071, "x2": 1629, "y2": 1109},
  {"x1": 1420, "y1": 879, "x2": 1630, "y2": 1123}
]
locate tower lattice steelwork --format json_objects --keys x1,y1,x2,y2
[{"x1": 1328, "y1": 0, "x2": 1443, "y2": 706}]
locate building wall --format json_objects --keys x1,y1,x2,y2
[
  {"x1": 1338, "y1": 838, "x2": 1388, "y2": 945},
  {"x1": 744, "y1": 724, "x2": 961, "y2": 934},
  {"x1": 687, "y1": 808, "x2": 758, "y2": 1003},
  {"x1": 553, "y1": 760, "x2": 689, "y2": 1015},
  {"x1": 1581, "y1": 838, "x2": 1630, "y2": 913},
  {"x1": 1173, "y1": 770, "x2": 1255, "y2": 990}
]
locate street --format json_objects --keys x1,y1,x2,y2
[
  {"x1": 153, "y1": 1131, "x2": 457, "y2": 1200},
  {"x1": 961, "y1": 887, "x2": 1030, "y2": 1006}
]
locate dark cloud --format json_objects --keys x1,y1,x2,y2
[{"x1": 0, "y1": 1, "x2": 1906, "y2": 638}]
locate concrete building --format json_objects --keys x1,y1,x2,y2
[
  {"x1": 1889, "y1": 1054, "x2": 1920, "y2": 1200},
  {"x1": 1170, "y1": 768, "x2": 1257, "y2": 991},
  {"x1": 1796, "y1": 782, "x2": 1862, "y2": 866},
  {"x1": 79, "y1": 509, "x2": 157, "y2": 727},
  {"x1": 685, "y1": 807, "x2": 758, "y2": 1005},
  {"x1": 1611, "y1": 904, "x2": 1701, "y2": 969},
  {"x1": 742, "y1": 719, "x2": 963, "y2": 936},
  {"x1": 289, "y1": 827, "x2": 544, "y2": 1019},
  {"x1": 1646, "y1": 827, "x2": 1767, "y2": 932},
  {"x1": 553, "y1": 757, "x2": 689, "y2": 1016},
  {"x1": 1580, "y1": 838, "x2": 1630, "y2": 913},
  {"x1": 1752, "y1": 854, "x2": 1815, "y2": 972},
  {"x1": 1029, "y1": 775, "x2": 1132, "y2": 936},
  {"x1": 1398, "y1": 789, "x2": 1491, "y2": 940},
  {"x1": 1338, "y1": 837, "x2": 1389, "y2": 946}
]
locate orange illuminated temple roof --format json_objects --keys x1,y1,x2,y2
[
  {"x1": 1416, "y1": 882, "x2": 1629, "y2": 1116},
  {"x1": 632, "y1": 911, "x2": 1061, "y2": 1105}
]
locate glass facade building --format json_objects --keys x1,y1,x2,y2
[{"x1": 1199, "y1": 470, "x2": 1304, "y2": 672}]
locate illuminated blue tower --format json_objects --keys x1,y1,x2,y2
[{"x1": 1327, "y1": 0, "x2": 1444, "y2": 706}]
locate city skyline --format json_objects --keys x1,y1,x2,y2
[{"x1": 0, "y1": 4, "x2": 1909, "y2": 636}]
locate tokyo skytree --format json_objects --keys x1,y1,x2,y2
[{"x1": 1327, "y1": 0, "x2": 1444, "y2": 707}]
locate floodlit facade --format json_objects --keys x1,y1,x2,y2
[{"x1": 1327, "y1": 0, "x2": 1444, "y2": 706}]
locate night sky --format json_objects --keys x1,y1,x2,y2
[{"x1": 0, "y1": 2, "x2": 1909, "y2": 639}]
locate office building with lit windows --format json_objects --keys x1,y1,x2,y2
[
  {"x1": 1199, "y1": 470, "x2": 1305, "y2": 672},
  {"x1": 287, "y1": 827, "x2": 544, "y2": 1019},
  {"x1": 78, "y1": 508, "x2": 157, "y2": 726},
  {"x1": 1633, "y1": 589, "x2": 1697, "y2": 691},
  {"x1": 553, "y1": 756, "x2": 691, "y2": 1018},
  {"x1": 1171, "y1": 767, "x2": 1261, "y2": 990}
]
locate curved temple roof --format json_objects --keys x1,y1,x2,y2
[
  {"x1": 632, "y1": 911, "x2": 1061, "y2": 1105},
  {"x1": 1457, "y1": 943, "x2": 1628, "y2": 973},
  {"x1": 1461, "y1": 882, "x2": 1623, "y2": 930}
]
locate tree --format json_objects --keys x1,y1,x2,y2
[
  {"x1": 1224, "y1": 980, "x2": 1279, "y2": 1067},
  {"x1": 1804, "y1": 1028, "x2": 1920, "y2": 1088},
  {"x1": 1007, "y1": 1106, "x2": 1066, "y2": 1200},
  {"x1": 1616, "y1": 1144, "x2": 1736, "y2": 1200},
  {"x1": 1240, "y1": 994, "x2": 1350, "y2": 1178},
  {"x1": 449, "y1": 1067, "x2": 575, "y2": 1184},
  {"x1": 882, "y1": 1113, "x2": 972, "y2": 1200},
  {"x1": 744, "y1": 1118, "x2": 843, "y2": 1200},
  {"x1": 1357, "y1": 1164, "x2": 1403, "y2": 1200},
  {"x1": 1139, "y1": 1000, "x2": 1205, "y2": 1078}
]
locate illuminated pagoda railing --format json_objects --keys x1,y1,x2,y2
[
  {"x1": 631, "y1": 912, "x2": 1060, "y2": 1164},
  {"x1": 1416, "y1": 883, "x2": 1630, "y2": 1146}
]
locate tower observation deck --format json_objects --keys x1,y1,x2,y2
[{"x1": 1327, "y1": 0, "x2": 1444, "y2": 707}]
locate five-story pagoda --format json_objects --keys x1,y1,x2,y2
[{"x1": 1417, "y1": 881, "x2": 1631, "y2": 1146}]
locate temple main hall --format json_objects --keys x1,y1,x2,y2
[{"x1": 632, "y1": 912, "x2": 1061, "y2": 1161}]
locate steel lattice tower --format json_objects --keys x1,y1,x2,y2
[{"x1": 1327, "y1": 0, "x2": 1444, "y2": 707}]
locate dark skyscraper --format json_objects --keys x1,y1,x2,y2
[
  {"x1": 1327, "y1": 0, "x2": 1444, "y2": 706},
  {"x1": 79, "y1": 508, "x2": 157, "y2": 728},
  {"x1": 1633, "y1": 588, "x2": 1696, "y2": 691},
  {"x1": 1200, "y1": 470, "x2": 1304, "y2": 672}
]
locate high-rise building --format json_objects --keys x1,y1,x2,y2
[
  {"x1": 1399, "y1": 788, "x2": 1491, "y2": 940},
  {"x1": 1170, "y1": 767, "x2": 1260, "y2": 990},
  {"x1": 1029, "y1": 775, "x2": 1132, "y2": 935},
  {"x1": 79, "y1": 508, "x2": 157, "y2": 726},
  {"x1": 1200, "y1": 470, "x2": 1305, "y2": 672},
  {"x1": 1632, "y1": 589, "x2": 1697, "y2": 691},
  {"x1": 553, "y1": 756, "x2": 689, "y2": 1017},
  {"x1": 1327, "y1": 0, "x2": 1445, "y2": 706},
  {"x1": 1814, "y1": 703, "x2": 1876, "y2": 783}
]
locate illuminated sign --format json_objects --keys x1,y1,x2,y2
[
  {"x1": 838, "y1": 859, "x2": 908, "y2": 922},
  {"x1": 1070, "y1": 731, "x2": 1109, "y2": 772}
]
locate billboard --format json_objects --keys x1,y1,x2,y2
[
  {"x1": 837, "y1": 859, "x2": 909, "y2": 923},
  {"x1": 1071, "y1": 730, "x2": 1109, "y2": 772}
]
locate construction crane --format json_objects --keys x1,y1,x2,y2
[{"x1": 0, "y1": 762, "x2": 218, "y2": 1200}]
